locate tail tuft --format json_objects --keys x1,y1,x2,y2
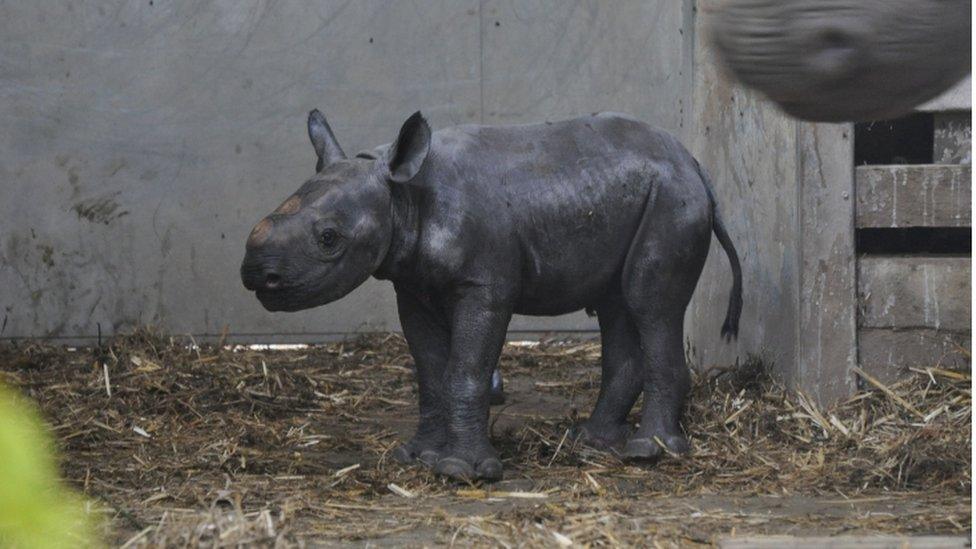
[{"x1": 720, "y1": 281, "x2": 742, "y2": 342}]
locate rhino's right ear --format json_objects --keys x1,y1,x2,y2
[
  {"x1": 308, "y1": 109, "x2": 346, "y2": 172},
  {"x1": 386, "y1": 111, "x2": 431, "y2": 184}
]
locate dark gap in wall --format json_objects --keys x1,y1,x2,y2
[
  {"x1": 856, "y1": 227, "x2": 971, "y2": 255},
  {"x1": 854, "y1": 113, "x2": 934, "y2": 165}
]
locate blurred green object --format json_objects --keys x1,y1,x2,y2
[{"x1": 0, "y1": 382, "x2": 100, "y2": 548}]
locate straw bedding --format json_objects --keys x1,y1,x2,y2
[{"x1": 0, "y1": 330, "x2": 969, "y2": 546}]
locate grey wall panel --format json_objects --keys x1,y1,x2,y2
[
  {"x1": 0, "y1": 0, "x2": 689, "y2": 341},
  {"x1": 481, "y1": 0, "x2": 693, "y2": 333},
  {"x1": 685, "y1": 0, "x2": 800, "y2": 375},
  {"x1": 688, "y1": 1, "x2": 860, "y2": 405},
  {"x1": 0, "y1": 1, "x2": 481, "y2": 340},
  {"x1": 481, "y1": 0, "x2": 690, "y2": 130}
]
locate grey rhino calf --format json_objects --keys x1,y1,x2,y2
[{"x1": 241, "y1": 110, "x2": 742, "y2": 481}]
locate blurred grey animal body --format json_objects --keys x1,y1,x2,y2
[{"x1": 710, "y1": 0, "x2": 971, "y2": 121}]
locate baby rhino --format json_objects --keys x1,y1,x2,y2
[{"x1": 241, "y1": 110, "x2": 742, "y2": 481}]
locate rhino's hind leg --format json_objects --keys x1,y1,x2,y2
[
  {"x1": 392, "y1": 289, "x2": 450, "y2": 466},
  {"x1": 572, "y1": 293, "x2": 642, "y2": 450},
  {"x1": 489, "y1": 368, "x2": 505, "y2": 406},
  {"x1": 619, "y1": 310, "x2": 693, "y2": 462},
  {"x1": 618, "y1": 177, "x2": 711, "y2": 461}
]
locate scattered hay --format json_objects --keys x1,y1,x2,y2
[{"x1": 0, "y1": 329, "x2": 969, "y2": 546}]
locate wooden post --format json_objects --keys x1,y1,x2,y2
[{"x1": 795, "y1": 123, "x2": 859, "y2": 405}]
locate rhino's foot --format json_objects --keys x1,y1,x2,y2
[
  {"x1": 391, "y1": 437, "x2": 444, "y2": 466},
  {"x1": 432, "y1": 447, "x2": 503, "y2": 482},
  {"x1": 569, "y1": 420, "x2": 631, "y2": 450},
  {"x1": 620, "y1": 432, "x2": 690, "y2": 462}
]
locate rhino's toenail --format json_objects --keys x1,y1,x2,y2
[{"x1": 435, "y1": 457, "x2": 474, "y2": 480}]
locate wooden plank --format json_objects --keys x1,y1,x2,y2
[
  {"x1": 934, "y1": 112, "x2": 971, "y2": 165},
  {"x1": 855, "y1": 165, "x2": 971, "y2": 228},
  {"x1": 858, "y1": 256, "x2": 971, "y2": 331},
  {"x1": 797, "y1": 123, "x2": 858, "y2": 406},
  {"x1": 720, "y1": 535, "x2": 969, "y2": 549},
  {"x1": 859, "y1": 328, "x2": 970, "y2": 384}
]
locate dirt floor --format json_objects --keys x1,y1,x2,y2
[{"x1": 0, "y1": 331, "x2": 970, "y2": 547}]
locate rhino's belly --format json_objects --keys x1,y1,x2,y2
[
  {"x1": 513, "y1": 273, "x2": 618, "y2": 316},
  {"x1": 511, "y1": 212, "x2": 639, "y2": 316}
]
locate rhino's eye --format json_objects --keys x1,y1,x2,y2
[{"x1": 319, "y1": 229, "x2": 340, "y2": 248}]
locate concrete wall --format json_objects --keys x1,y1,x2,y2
[
  {"x1": 687, "y1": 0, "x2": 858, "y2": 405},
  {"x1": 0, "y1": 0, "x2": 694, "y2": 341},
  {"x1": 684, "y1": 0, "x2": 801, "y2": 376}
]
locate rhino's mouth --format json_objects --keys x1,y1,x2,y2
[
  {"x1": 254, "y1": 277, "x2": 343, "y2": 312},
  {"x1": 255, "y1": 287, "x2": 315, "y2": 312}
]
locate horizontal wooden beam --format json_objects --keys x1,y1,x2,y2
[
  {"x1": 855, "y1": 165, "x2": 970, "y2": 228},
  {"x1": 859, "y1": 328, "x2": 970, "y2": 383},
  {"x1": 858, "y1": 256, "x2": 970, "y2": 331}
]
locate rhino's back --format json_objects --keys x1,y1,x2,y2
[
  {"x1": 429, "y1": 112, "x2": 691, "y2": 213},
  {"x1": 424, "y1": 113, "x2": 701, "y2": 314},
  {"x1": 432, "y1": 112, "x2": 685, "y2": 171}
]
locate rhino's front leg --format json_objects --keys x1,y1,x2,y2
[
  {"x1": 392, "y1": 288, "x2": 450, "y2": 465},
  {"x1": 434, "y1": 290, "x2": 512, "y2": 481}
]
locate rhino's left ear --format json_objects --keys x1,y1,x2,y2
[
  {"x1": 387, "y1": 111, "x2": 431, "y2": 183},
  {"x1": 308, "y1": 109, "x2": 346, "y2": 172}
]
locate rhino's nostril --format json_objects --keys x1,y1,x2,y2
[{"x1": 264, "y1": 272, "x2": 282, "y2": 290}]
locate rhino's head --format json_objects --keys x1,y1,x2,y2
[{"x1": 241, "y1": 110, "x2": 430, "y2": 312}]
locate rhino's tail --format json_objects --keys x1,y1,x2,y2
[{"x1": 694, "y1": 159, "x2": 742, "y2": 342}]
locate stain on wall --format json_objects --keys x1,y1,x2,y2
[{"x1": 73, "y1": 196, "x2": 129, "y2": 225}]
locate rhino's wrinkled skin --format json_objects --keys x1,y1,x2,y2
[
  {"x1": 710, "y1": 0, "x2": 971, "y2": 122},
  {"x1": 241, "y1": 110, "x2": 743, "y2": 481}
]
